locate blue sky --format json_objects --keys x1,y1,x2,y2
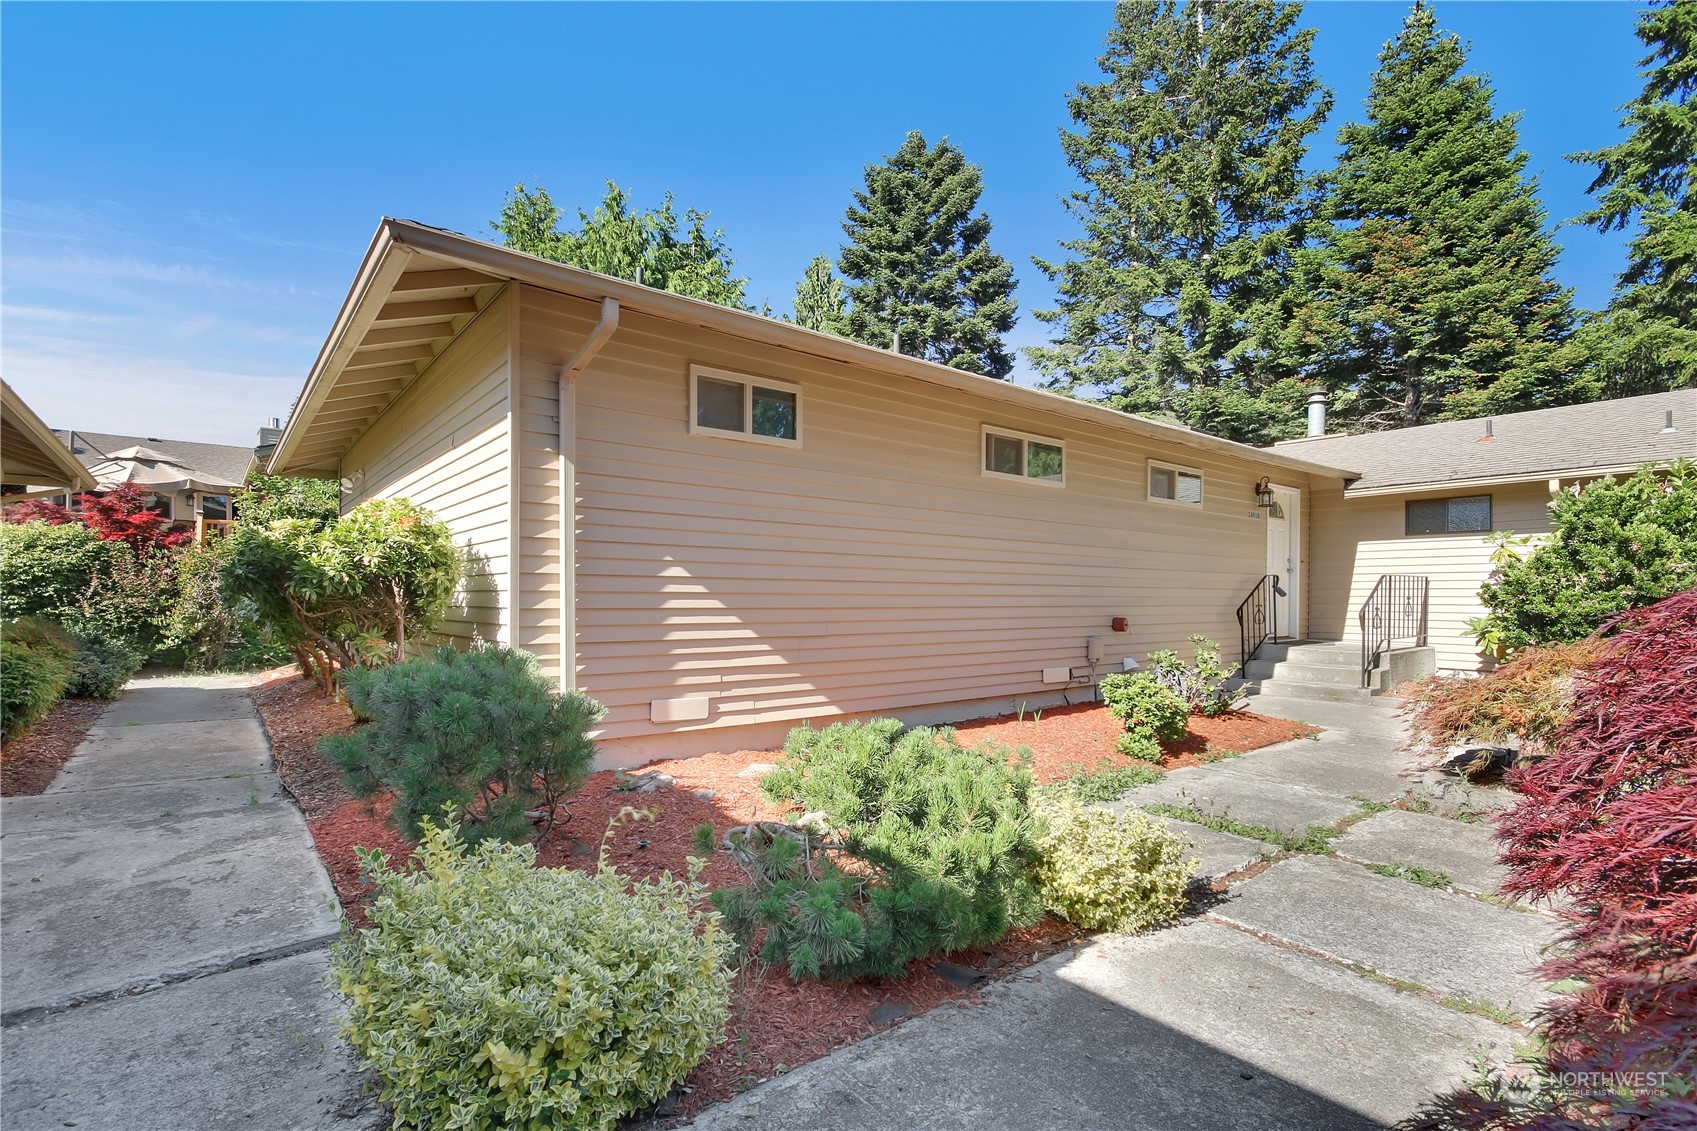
[{"x1": 1, "y1": 2, "x2": 1646, "y2": 445}]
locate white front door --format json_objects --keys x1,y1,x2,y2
[{"x1": 1266, "y1": 484, "x2": 1301, "y2": 640}]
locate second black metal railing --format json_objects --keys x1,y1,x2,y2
[
  {"x1": 1358, "y1": 573, "x2": 1429, "y2": 688},
  {"x1": 1237, "y1": 574, "x2": 1279, "y2": 676}
]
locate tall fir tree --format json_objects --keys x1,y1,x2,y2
[
  {"x1": 836, "y1": 132, "x2": 1018, "y2": 378},
  {"x1": 1029, "y1": 0, "x2": 1331, "y2": 444},
  {"x1": 792, "y1": 255, "x2": 846, "y2": 333},
  {"x1": 1315, "y1": 2, "x2": 1579, "y2": 429},
  {"x1": 492, "y1": 181, "x2": 748, "y2": 308},
  {"x1": 1569, "y1": 0, "x2": 1697, "y2": 395}
]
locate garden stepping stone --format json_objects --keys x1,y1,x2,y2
[
  {"x1": 1332, "y1": 809, "x2": 1515, "y2": 897},
  {"x1": 932, "y1": 962, "x2": 987, "y2": 990},
  {"x1": 869, "y1": 1000, "x2": 910, "y2": 1026},
  {"x1": 1209, "y1": 855, "x2": 1558, "y2": 1017},
  {"x1": 1119, "y1": 766, "x2": 1362, "y2": 837}
]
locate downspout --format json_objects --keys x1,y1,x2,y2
[{"x1": 556, "y1": 297, "x2": 620, "y2": 690}]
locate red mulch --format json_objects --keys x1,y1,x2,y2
[
  {"x1": 0, "y1": 698, "x2": 108, "y2": 795},
  {"x1": 249, "y1": 673, "x2": 1317, "y2": 1119},
  {"x1": 954, "y1": 700, "x2": 1320, "y2": 776}
]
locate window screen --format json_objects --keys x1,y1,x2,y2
[
  {"x1": 696, "y1": 376, "x2": 744, "y2": 433},
  {"x1": 986, "y1": 433, "x2": 1023, "y2": 476},
  {"x1": 1406, "y1": 495, "x2": 1492, "y2": 534},
  {"x1": 1149, "y1": 463, "x2": 1203, "y2": 505}
]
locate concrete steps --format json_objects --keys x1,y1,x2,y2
[{"x1": 1238, "y1": 640, "x2": 1376, "y2": 703}]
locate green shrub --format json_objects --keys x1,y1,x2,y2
[
  {"x1": 713, "y1": 719, "x2": 1039, "y2": 980},
  {"x1": 1099, "y1": 672, "x2": 1189, "y2": 743},
  {"x1": 1475, "y1": 461, "x2": 1697, "y2": 652},
  {"x1": 1148, "y1": 635, "x2": 1239, "y2": 716},
  {"x1": 320, "y1": 645, "x2": 605, "y2": 843},
  {"x1": 0, "y1": 521, "x2": 121, "y2": 620},
  {"x1": 160, "y1": 541, "x2": 287, "y2": 673},
  {"x1": 0, "y1": 619, "x2": 76, "y2": 739},
  {"x1": 331, "y1": 816, "x2": 731, "y2": 1131},
  {"x1": 57, "y1": 547, "x2": 178, "y2": 659},
  {"x1": 236, "y1": 473, "x2": 341, "y2": 530},
  {"x1": 1115, "y1": 730, "x2": 1164, "y2": 763},
  {"x1": 65, "y1": 634, "x2": 145, "y2": 699},
  {"x1": 1031, "y1": 794, "x2": 1196, "y2": 932}
]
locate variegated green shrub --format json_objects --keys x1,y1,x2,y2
[
  {"x1": 330, "y1": 817, "x2": 732, "y2": 1131},
  {"x1": 1031, "y1": 795, "x2": 1196, "y2": 932}
]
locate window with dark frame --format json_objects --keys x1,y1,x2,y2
[{"x1": 1406, "y1": 495, "x2": 1492, "y2": 535}]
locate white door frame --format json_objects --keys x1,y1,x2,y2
[{"x1": 1266, "y1": 483, "x2": 1301, "y2": 640}]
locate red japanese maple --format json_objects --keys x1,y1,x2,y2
[{"x1": 3, "y1": 482, "x2": 193, "y2": 552}]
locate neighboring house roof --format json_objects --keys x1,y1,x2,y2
[
  {"x1": 1274, "y1": 390, "x2": 1697, "y2": 496},
  {"x1": 1, "y1": 381, "x2": 97, "y2": 491},
  {"x1": 269, "y1": 218, "x2": 1360, "y2": 483},
  {"x1": 55, "y1": 430, "x2": 256, "y2": 493}
]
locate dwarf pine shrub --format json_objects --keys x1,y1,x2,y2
[
  {"x1": 713, "y1": 719, "x2": 1040, "y2": 980},
  {"x1": 321, "y1": 645, "x2": 604, "y2": 843},
  {"x1": 1099, "y1": 672, "x2": 1189, "y2": 744},
  {"x1": 331, "y1": 816, "x2": 731, "y2": 1131},
  {"x1": 1031, "y1": 794, "x2": 1196, "y2": 932}
]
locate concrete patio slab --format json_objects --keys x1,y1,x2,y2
[
  {"x1": 1334, "y1": 810, "x2": 1514, "y2": 897},
  {"x1": 686, "y1": 920, "x2": 1516, "y2": 1131},
  {"x1": 1, "y1": 773, "x2": 283, "y2": 835},
  {"x1": 1119, "y1": 767, "x2": 1363, "y2": 836},
  {"x1": 1245, "y1": 695, "x2": 1407, "y2": 739},
  {"x1": 1, "y1": 949, "x2": 379, "y2": 1131},
  {"x1": 1210, "y1": 856, "x2": 1558, "y2": 1017},
  {"x1": 48, "y1": 717, "x2": 271, "y2": 791},
  {"x1": 1108, "y1": 810, "x2": 1278, "y2": 882},
  {"x1": 1224, "y1": 729, "x2": 1413, "y2": 803},
  {"x1": 0, "y1": 798, "x2": 340, "y2": 1019},
  {"x1": 97, "y1": 686, "x2": 257, "y2": 726}
]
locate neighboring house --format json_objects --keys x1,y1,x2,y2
[
  {"x1": 1277, "y1": 389, "x2": 1696, "y2": 673},
  {"x1": 269, "y1": 220, "x2": 1361, "y2": 763},
  {"x1": 1, "y1": 380, "x2": 97, "y2": 495},
  {"x1": 49, "y1": 430, "x2": 257, "y2": 540}
]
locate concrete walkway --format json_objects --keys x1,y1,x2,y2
[
  {"x1": 688, "y1": 694, "x2": 1560, "y2": 1130},
  {"x1": 1, "y1": 680, "x2": 379, "y2": 1131}
]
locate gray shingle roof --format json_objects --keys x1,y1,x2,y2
[
  {"x1": 54, "y1": 431, "x2": 257, "y2": 490},
  {"x1": 1273, "y1": 390, "x2": 1697, "y2": 493}
]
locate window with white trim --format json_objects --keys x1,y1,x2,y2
[
  {"x1": 1406, "y1": 495, "x2": 1491, "y2": 535},
  {"x1": 1148, "y1": 460, "x2": 1204, "y2": 506},
  {"x1": 689, "y1": 365, "x2": 801, "y2": 445},
  {"x1": 982, "y1": 426, "x2": 1065, "y2": 486}
]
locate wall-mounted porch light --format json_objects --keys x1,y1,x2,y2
[{"x1": 1254, "y1": 476, "x2": 1285, "y2": 518}]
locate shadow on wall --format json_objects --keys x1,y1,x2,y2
[{"x1": 442, "y1": 544, "x2": 502, "y2": 651}]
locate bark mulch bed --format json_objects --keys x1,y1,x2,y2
[
  {"x1": 0, "y1": 698, "x2": 108, "y2": 796},
  {"x1": 250, "y1": 673, "x2": 1317, "y2": 1119}
]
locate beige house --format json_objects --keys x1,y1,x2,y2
[
  {"x1": 1279, "y1": 389, "x2": 1696, "y2": 673},
  {"x1": 269, "y1": 220, "x2": 1366, "y2": 763}
]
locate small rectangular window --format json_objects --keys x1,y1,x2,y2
[
  {"x1": 1406, "y1": 495, "x2": 1492, "y2": 534},
  {"x1": 1148, "y1": 460, "x2": 1204, "y2": 507},
  {"x1": 982, "y1": 427, "x2": 1065, "y2": 486},
  {"x1": 689, "y1": 365, "x2": 802, "y2": 446}
]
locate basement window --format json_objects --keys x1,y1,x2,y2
[
  {"x1": 690, "y1": 365, "x2": 800, "y2": 446},
  {"x1": 982, "y1": 426, "x2": 1065, "y2": 486},
  {"x1": 1406, "y1": 495, "x2": 1492, "y2": 535},
  {"x1": 1148, "y1": 460, "x2": 1204, "y2": 507}
]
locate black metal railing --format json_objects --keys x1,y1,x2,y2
[
  {"x1": 1358, "y1": 574, "x2": 1429, "y2": 688},
  {"x1": 1237, "y1": 574, "x2": 1279, "y2": 676}
]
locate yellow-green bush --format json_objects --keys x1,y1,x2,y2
[
  {"x1": 1031, "y1": 795, "x2": 1196, "y2": 932},
  {"x1": 330, "y1": 817, "x2": 732, "y2": 1131},
  {"x1": 0, "y1": 618, "x2": 76, "y2": 739}
]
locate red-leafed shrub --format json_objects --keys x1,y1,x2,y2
[
  {"x1": 1403, "y1": 640, "x2": 1608, "y2": 767},
  {"x1": 4, "y1": 482, "x2": 193, "y2": 551},
  {"x1": 1409, "y1": 587, "x2": 1697, "y2": 1128}
]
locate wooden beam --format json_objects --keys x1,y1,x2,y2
[
  {"x1": 358, "y1": 321, "x2": 455, "y2": 347},
  {"x1": 320, "y1": 391, "x2": 397, "y2": 412},
  {"x1": 392, "y1": 268, "x2": 496, "y2": 292},
  {"x1": 347, "y1": 343, "x2": 434, "y2": 367},
  {"x1": 336, "y1": 363, "x2": 417, "y2": 384},
  {"x1": 374, "y1": 296, "x2": 477, "y2": 322}
]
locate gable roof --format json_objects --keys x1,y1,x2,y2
[
  {"x1": 55, "y1": 431, "x2": 256, "y2": 492},
  {"x1": 269, "y1": 218, "x2": 1360, "y2": 483},
  {"x1": 1, "y1": 381, "x2": 97, "y2": 490},
  {"x1": 1273, "y1": 390, "x2": 1697, "y2": 496}
]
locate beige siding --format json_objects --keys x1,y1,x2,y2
[
  {"x1": 518, "y1": 290, "x2": 1313, "y2": 759},
  {"x1": 343, "y1": 290, "x2": 512, "y2": 648},
  {"x1": 1308, "y1": 481, "x2": 1555, "y2": 672}
]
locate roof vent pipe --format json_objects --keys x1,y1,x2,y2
[
  {"x1": 1305, "y1": 390, "x2": 1328, "y2": 437},
  {"x1": 1663, "y1": 410, "x2": 1677, "y2": 434}
]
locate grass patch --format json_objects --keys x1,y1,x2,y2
[
  {"x1": 1052, "y1": 761, "x2": 1162, "y2": 805},
  {"x1": 1197, "y1": 748, "x2": 1242, "y2": 764},
  {"x1": 1143, "y1": 803, "x2": 1340, "y2": 855},
  {"x1": 1440, "y1": 994, "x2": 1524, "y2": 1026},
  {"x1": 1362, "y1": 861, "x2": 1454, "y2": 889},
  {"x1": 1349, "y1": 796, "x2": 1391, "y2": 813}
]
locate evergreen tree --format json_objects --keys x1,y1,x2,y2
[
  {"x1": 1029, "y1": 1, "x2": 1331, "y2": 443},
  {"x1": 1570, "y1": 0, "x2": 1697, "y2": 395},
  {"x1": 792, "y1": 254, "x2": 846, "y2": 333},
  {"x1": 837, "y1": 132, "x2": 1018, "y2": 378},
  {"x1": 492, "y1": 181, "x2": 748, "y2": 308},
  {"x1": 1315, "y1": 3, "x2": 1579, "y2": 429}
]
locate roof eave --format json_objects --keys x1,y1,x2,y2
[
  {"x1": 1341, "y1": 462, "x2": 1677, "y2": 498},
  {"x1": 1, "y1": 380, "x2": 98, "y2": 491}
]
